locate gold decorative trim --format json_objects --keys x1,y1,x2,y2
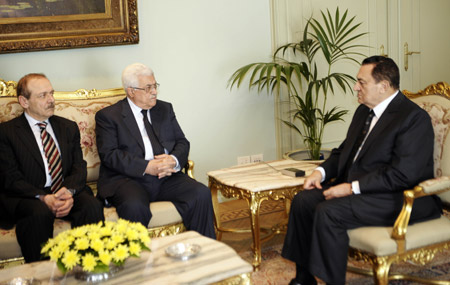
[
  {"x1": 0, "y1": 78, "x2": 17, "y2": 97},
  {"x1": 212, "y1": 273, "x2": 252, "y2": 285},
  {"x1": 0, "y1": 0, "x2": 138, "y2": 54},
  {"x1": 209, "y1": 175, "x2": 302, "y2": 269},
  {"x1": 0, "y1": 257, "x2": 24, "y2": 270},
  {"x1": 0, "y1": 78, "x2": 126, "y2": 100},
  {"x1": 403, "y1": 81, "x2": 450, "y2": 100},
  {"x1": 349, "y1": 241, "x2": 450, "y2": 284},
  {"x1": 148, "y1": 222, "x2": 186, "y2": 238}
]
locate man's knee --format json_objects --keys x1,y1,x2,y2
[
  {"x1": 116, "y1": 198, "x2": 151, "y2": 225},
  {"x1": 291, "y1": 190, "x2": 321, "y2": 213},
  {"x1": 16, "y1": 204, "x2": 54, "y2": 232},
  {"x1": 194, "y1": 183, "x2": 212, "y2": 201}
]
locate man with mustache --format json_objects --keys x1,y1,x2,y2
[
  {"x1": 95, "y1": 63, "x2": 216, "y2": 238},
  {"x1": 0, "y1": 73, "x2": 104, "y2": 262}
]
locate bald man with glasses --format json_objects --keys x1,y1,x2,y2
[{"x1": 95, "y1": 63, "x2": 216, "y2": 239}]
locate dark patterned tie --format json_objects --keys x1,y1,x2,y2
[
  {"x1": 37, "y1": 122, "x2": 63, "y2": 193},
  {"x1": 141, "y1": 109, "x2": 165, "y2": 156},
  {"x1": 344, "y1": 110, "x2": 375, "y2": 180}
]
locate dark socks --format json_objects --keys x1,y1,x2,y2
[{"x1": 295, "y1": 264, "x2": 317, "y2": 285}]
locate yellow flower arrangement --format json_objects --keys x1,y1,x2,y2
[{"x1": 41, "y1": 219, "x2": 150, "y2": 273}]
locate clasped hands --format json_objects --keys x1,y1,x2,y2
[
  {"x1": 40, "y1": 187, "x2": 74, "y2": 218},
  {"x1": 145, "y1": 154, "x2": 177, "y2": 179},
  {"x1": 304, "y1": 170, "x2": 353, "y2": 200}
]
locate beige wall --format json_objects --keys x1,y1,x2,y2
[{"x1": 0, "y1": 0, "x2": 276, "y2": 185}]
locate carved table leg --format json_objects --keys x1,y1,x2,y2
[
  {"x1": 209, "y1": 179, "x2": 223, "y2": 241},
  {"x1": 249, "y1": 192, "x2": 266, "y2": 270}
]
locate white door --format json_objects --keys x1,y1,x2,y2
[{"x1": 385, "y1": 0, "x2": 450, "y2": 91}]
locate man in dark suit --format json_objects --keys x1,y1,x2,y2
[
  {"x1": 282, "y1": 56, "x2": 442, "y2": 285},
  {"x1": 0, "y1": 73, "x2": 104, "y2": 262},
  {"x1": 95, "y1": 63, "x2": 215, "y2": 239}
]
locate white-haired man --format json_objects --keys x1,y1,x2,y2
[{"x1": 95, "y1": 63, "x2": 216, "y2": 238}]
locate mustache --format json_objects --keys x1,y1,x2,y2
[{"x1": 47, "y1": 102, "x2": 55, "y2": 109}]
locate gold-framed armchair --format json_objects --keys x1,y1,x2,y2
[{"x1": 347, "y1": 82, "x2": 450, "y2": 284}]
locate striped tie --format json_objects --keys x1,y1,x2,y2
[{"x1": 37, "y1": 122, "x2": 63, "y2": 193}]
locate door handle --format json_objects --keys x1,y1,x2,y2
[
  {"x1": 379, "y1": 45, "x2": 388, "y2": 57},
  {"x1": 404, "y1": 42, "x2": 421, "y2": 71}
]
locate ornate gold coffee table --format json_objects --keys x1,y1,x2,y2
[{"x1": 208, "y1": 159, "x2": 319, "y2": 270}]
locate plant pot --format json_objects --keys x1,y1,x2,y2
[{"x1": 284, "y1": 148, "x2": 331, "y2": 161}]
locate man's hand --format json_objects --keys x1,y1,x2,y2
[
  {"x1": 323, "y1": 183, "x2": 353, "y2": 200},
  {"x1": 40, "y1": 187, "x2": 74, "y2": 217},
  {"x1": 144, "y1": 154, "x2": 177, "y2": 178},
  {"x1": 303, "y1": 170, "x2": 323, "y2": 190},
  {"x1": 154, "y1": 154, "x2": 177, "y2": 178}
]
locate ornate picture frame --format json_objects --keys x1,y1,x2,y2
[{"x1": 0, "y1": 0, "x2": 139, "y2": 54}]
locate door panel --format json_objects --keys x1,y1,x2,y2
[{"x1": 397, "y1": 0, "x2": 450, "y2": 91}]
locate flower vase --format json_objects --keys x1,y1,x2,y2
[{"x1": 73, "y1": 265, "x2": 123, "y2": 283}]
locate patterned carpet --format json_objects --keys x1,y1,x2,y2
[
  {"x1": 220, "y1": 201, "x2": 450, "y2": 284},
  {"x1": 239, "y1": 243, "x2": 450, "y2": 284}
]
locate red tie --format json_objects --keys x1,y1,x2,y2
[{"x1": 37, "y1": 122, "x2": 63, "y2": 193}]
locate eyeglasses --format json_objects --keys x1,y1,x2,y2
[{"x1": 131, "y1": 83, "x2": 160, "y2": 93}]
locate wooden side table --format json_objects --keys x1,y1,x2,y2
[{"x1": 208, "y1": 159, "x2": 319, "y2": 270}]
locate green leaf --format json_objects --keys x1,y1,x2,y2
[{"x1": 228, "y1": 7, "x2": 368, "y2": 155}]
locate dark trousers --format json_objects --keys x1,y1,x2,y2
[
  {"x1": 108, "y1": 172, "x2": 216, "y2": 239},
  {"x1": 15, "y1": 190, "x2": 104, "y2": 263},
  {"x1": 281, "y1": 188, "x2": 442, "y2": 284}
]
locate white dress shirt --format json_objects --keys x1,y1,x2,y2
[
  {"x1": 126, "y1": 98, "x2": 180, "y2": 172},
  {"x1": 24, "y1": 112, "x2": 62, "y2": 187}
]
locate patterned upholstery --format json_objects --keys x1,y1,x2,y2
[
  {"x1": 410, "y1": 94, "x2": 450, "y2": 205},
  {"x1": 0, "y1": 79, "x2": 185, "y2": 268}
]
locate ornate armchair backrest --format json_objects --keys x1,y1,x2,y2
[
  {"x1": 404, "y1": 82, "x2": 450, "y2": 205},
  {"x1": 0, "y1": 78, "x2": 126, "y2": 183}
]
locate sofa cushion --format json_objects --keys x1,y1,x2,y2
[
  {"x1": 348, "y1": 215, "x2": 450, "y2": 256},
  {"x1": 104, "y1": 202, "x2": 183, "y2": 227}
]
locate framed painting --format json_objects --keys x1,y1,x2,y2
[{"x1": 0, "y1": 0, "x2": 139, "y2": 54}]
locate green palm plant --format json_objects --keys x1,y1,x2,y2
[{"x1": 229, "y1": 8, "x2": 367, "y2": 159}]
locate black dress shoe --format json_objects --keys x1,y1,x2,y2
[
  {"x1": 288, "y1": 278, "x2": 318, "y2": 285},
  {"x1": 288, "y1": 279, "x2": 302, "y2": 285}
]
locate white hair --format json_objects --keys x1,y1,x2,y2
[{"x1": 121, "y1": 63, "x2": 154, "y2": 91}]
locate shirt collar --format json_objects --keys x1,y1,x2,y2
[
  {"x1": 24, "y1": 111, "x2": 49, "y2": 128},
  {"x1": 372, "y1": 90, "x2": 399, "y2": 118}
]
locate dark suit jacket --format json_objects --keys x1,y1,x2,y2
[
  {"x1": 95, "y1": 98, "x2": 190, "y2": 198},
  {"x1": 320, "y1": 92, "x2": 441, "y2": 224},
  {"x1": 0, "y1": 114, "x2": 88, "y2": 221}
]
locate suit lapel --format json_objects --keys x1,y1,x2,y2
[
  {"x1": 121, "y1": 99, "x2": 146, "y2": 151},
  {"x1": 338, "y1": 106, "x2": 370, "y2": 173},
  {"x1": 355, "y1": 92, "x2": 405, "y2": 162},
  {"x1": 16, "y1": 114, "x2": 46, "y2": 171},
  {"x1": 49, "y1": 116, "x2": 68, "y2": 173}
]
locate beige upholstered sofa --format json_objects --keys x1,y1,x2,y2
[{"x1": 0, "y1": 78, "x2": 188, "y2": 268}]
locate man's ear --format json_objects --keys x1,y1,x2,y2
[
  {"x1": 127, "y1": 87, "x2": 135, "y2": 98},
  {"x1": 18, "y1": 95, "x2": 29, "y2": 109},
  {"x1": 379, "y1": 80, "x2": 390, "y2": 94}
]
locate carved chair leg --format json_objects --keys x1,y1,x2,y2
[{"x1": 373, "y1": 259, "x2": 390, "y2": 285}]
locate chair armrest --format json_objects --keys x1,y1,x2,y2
[
  {"x1": 183, "y1": 160, "x2": 195, "y2": 179},
  {"x1": 392, "y1": 176, "x2": 450, "y2": 251},
  {"x1": 418, "y1": 176, "x2": 450, "y2": 195}
]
